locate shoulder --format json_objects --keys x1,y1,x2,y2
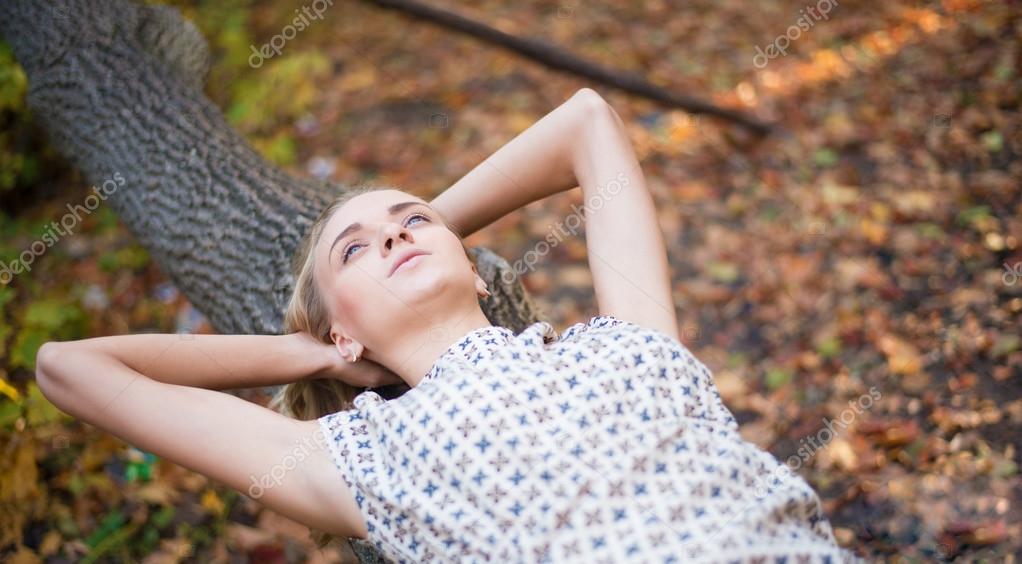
[{"x1": 557, "y1": 314, "x2": 668, "y2": 344}]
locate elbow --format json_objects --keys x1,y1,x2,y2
[
  {"x1": 36, "y1": 341, "x2": 72, "y2": 401},
  {"x1": 571, "y1": 88, "x2": 624, "y2": 137},
  {"x1": 572, "y1": 87, "x2": 612, "y2": 116}
]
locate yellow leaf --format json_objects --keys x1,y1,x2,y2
[
  {"x1": 507, "y1": 111, "x2": 537, "y2": 134},
  {"x1": 860, "y1": 218, "x2": 889, "y2": 245},
  {"x1": 39, "y1": 530, "x2": 62, "y2": 557},
  {"x1": 823, "y1": 438, "x2": 858, "y2": 471},
  {"x1": 821, "y1": 183, "x2": 859, "y2": 205},
  {"x1": 337, "y1": 65, "x2": 378, "y2": 93},
  {"x1": 201, "y1": 489, "x2": 224, "y2": 516},
  {"x1": 136, "y1": 481, "x2": 179, "y2": 505},
  {"x1": 0, "y1": 375, "x2": 20, "y2": 401},
  {"x1": 7, "y1": 545, "x2": 41, "y2": 564},
  {"x1": 892, "y1": 190, "x2": 936, "y2": 216}
]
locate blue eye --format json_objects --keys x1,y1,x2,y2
[
  {"x1": 342, "y1": 242, "x2": 363, "y2": 263},
  {"x1": 341, "y1": 213, "x2": 431, "y2": 264}
]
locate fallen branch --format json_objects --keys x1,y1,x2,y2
[{"x1": 365, "y1": 0, "x2": 773, "y2": 135}]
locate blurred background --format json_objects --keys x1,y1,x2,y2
[{"x1": 1, "y1": 0, "x2": 1019, "y2": 561}]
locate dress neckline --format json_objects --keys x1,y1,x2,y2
[
  {"x1": 419, "y1": 319, "x2": 571, "y2": 383},
  {"x1": 421, "y1": 324, "x2": 515, "y2": 383}
]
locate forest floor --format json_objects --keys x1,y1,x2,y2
[{"x1": 1, "y1": 0, "x2": 1019, "y2": 561}]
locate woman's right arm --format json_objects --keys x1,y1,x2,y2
[
  {"x1": 34, "y1": 341, "x2": 368, "y2": 539},
  {"x1": 44, "y1": 331, "x2": 399, "y2": 391},
  {"x1": 53, "y1": 332, "x2": 331, "y2": 390}
]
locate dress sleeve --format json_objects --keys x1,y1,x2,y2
[
  {"x1": 315, "y1": 391, "x2": 386, "y2": 502},
  {"x1": 558, "y1": 314, "x2": 627, "y2": 342},
  {"x1": 559, "y1": 314, "x2": 740, "y2": 428},
  {"x1": 316, "y1": 409, "x2": 363, "y2": 497}
]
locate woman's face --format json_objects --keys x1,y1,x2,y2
[{"x1": 313, "y1": 189, "x2": 483, "y2": 356}]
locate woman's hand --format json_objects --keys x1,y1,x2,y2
[
  {"x1": 320, "y1": 352, "x2": 405, "y2": 388},
  {"x1": 292, "y1": 332, "x2": 405, "y2": 388}
]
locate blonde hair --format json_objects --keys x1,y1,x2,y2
[{"x1": 270, "y1": 185, "x2": 475, "y2": 421}]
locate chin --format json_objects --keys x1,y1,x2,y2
[{"x1": 394, "y1": 268, "x2": 465, "y2": 301}]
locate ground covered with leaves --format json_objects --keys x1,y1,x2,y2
[{"x1": 1, "y1": 0, "x2": 1019, "y2": 561}]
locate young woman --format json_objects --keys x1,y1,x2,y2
[{"x1": 36, "y1": 88, "x2": 854, "y2": 562}]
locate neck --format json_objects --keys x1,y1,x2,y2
[{"x1": 365, "y1": 306, "x2": 493, "y2": 387}]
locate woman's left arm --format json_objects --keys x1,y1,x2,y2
[
  {"x1": 431, "y1": 88, "x2": 678, "y2": 340},
  {"x1": 429, "y1": 88, "x2": 594, "y2": 237}
]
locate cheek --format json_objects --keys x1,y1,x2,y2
[
  {"x1": 334, "y1": 289, "x2": 363, "y2": 319},
  {"x1": 329, "y1": 266, "x2": 387, "y2": 320},
  {"x1": 329, "y1": 275, "x2": 365, "y2": 320}
]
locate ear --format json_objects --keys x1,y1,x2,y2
[
  {"x1": 329, "y1": 321, "x2": 364, "y2": 362},
  {"x1": 472, "y1": 264, "x2": 491, "y2": 298}
]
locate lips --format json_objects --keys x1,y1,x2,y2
[{"x1": 389, "y1": 249, "x2": 430, "y2": 277}]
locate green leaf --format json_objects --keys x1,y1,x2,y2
[
  {"x1": 0, "y1": 399, "x2": 22, "y2": 428},
  {"x1": 11, "y1": 327, "x2": 48, "y2": 371},
  {"x1": 95, "y1": 206, "x2": 121, "y2": 235},
  {"x1": 151, "y1": 505, "x2": 176, "y2": 529},
  {"x1": 99, "y1": 246, "x2": 150, "y2": 272},
  {"x1": 813, "y1": 148, "x2": 838, "y2": 167},
  {"x1": 816, "y1": 336, "x2": 841, "y2": 360},
  {"x1": 994, "y1": 459, "x2": 1018, "y2": 478},
  {"x1": 706, "y1": 261, "x2": 739, "y2": 284},
  {"x1": 726, "y1": 351, "x2": 747, "y2": 369},
  {"x1": 992, "y1": 335, "x2": 1020, "y2": 358},
  {"x1": 956, "y1": 205, "x2": 990, "y2": 227},
  {"x1": 23, "y1": 298, "x2": 81, "y2": 331},
  {"x1": 0, "y1": 40, "x2": 28, "y2": 110},
  {"x1": 84, "y1": 509, "x2": 126, "y2": 548},
  {"x1": 12, "y1": 297, "x2": 87, "y2": 370},
  {"x1": 765, "y1": 368, "x2": 792, "y2": 390},
  {"x1": 266, "y1": 133, "x2": 297, "y2": 165},
  {"x1": 68, "y1": 473, "x2": 85, "y2": 496},
  {"x1": 25, "y1": 381, "x2": 62, "y2": 426},
  {"x1": 981, "y1": 130, "x2": 1003, "y2": 152},
  {"x1": 915, "y1": 222, "x2": 944, "y2": 240},
  {"x1": 83, "y1": 521, "x2": 138, "y2": 564}
]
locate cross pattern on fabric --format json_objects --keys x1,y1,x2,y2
[{"x1": 317, "y1": 315, "x2": 857, "y2": 563}]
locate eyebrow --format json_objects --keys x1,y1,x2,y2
[{"x1": 328, "y1": 201, "x2": 433, "y2": 262}]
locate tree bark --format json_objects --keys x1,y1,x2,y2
[{"x1": 0, "y1": 0, "x2": 541, "y2": 561}]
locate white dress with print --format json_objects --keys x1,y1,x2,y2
[{"x1": 317, "y1": 315, "x2": 856, "y2": 563}]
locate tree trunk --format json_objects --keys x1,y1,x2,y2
[{"x1": 0, "y1": 0, "x2": 541, "y2": 561}]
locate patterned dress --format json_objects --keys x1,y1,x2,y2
[{"x1": 317, "y1": 315, "x2": 856, "y2": 563}]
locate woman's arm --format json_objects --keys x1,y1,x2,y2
[
  {"x1": 432, "y1": 88, "x2": 678, "y2": 340},
  {"x1": 569, "y1": 93, "x2": 678, "y2": 340},
  {"x1": 429, "y1": 88, "x2": 592, "y2": 237},
  {"x1": 51, "y1": 331, "x2": 395, "y2": 391},
  {"x1": 34, "y1": 342, "x2": 368, "y2": 539}
]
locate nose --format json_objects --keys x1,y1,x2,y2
[{"x1": 378, "y1": 221, "x2": 414, "y2": 255}]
